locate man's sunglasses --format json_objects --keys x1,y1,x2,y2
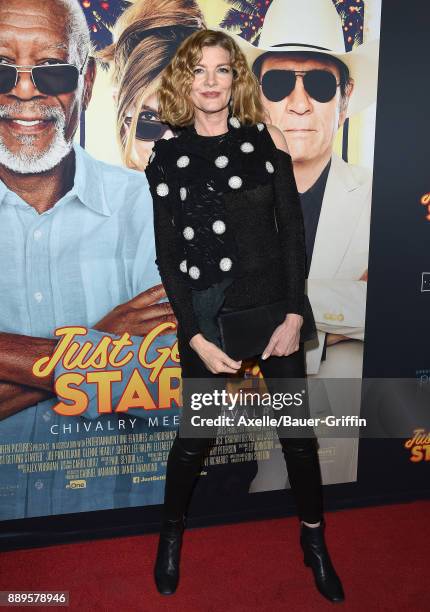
[
  {"x1": 261, "y1": 69, "x2": 340, "y2": 103},
  {"x1": 0, "y1": 53, "x2": 88, "y2": 96},
  {"x1": 125, "y1": 116, "x2": 172, "y2": 142}
]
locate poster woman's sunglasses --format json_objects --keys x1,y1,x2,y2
[
  {"x1": 0, "y1": 54, "x2": 88, "y2": 96},
  {"x1": 261, "y1": 69, "x2": 340, "y2": 103},
  {"x1": 125, "y1": 117, "x2": 172, "y2": 142}
]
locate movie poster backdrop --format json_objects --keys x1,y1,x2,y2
[{"x1": 3, "y1": 0, "x2": 427, "y2": 536}]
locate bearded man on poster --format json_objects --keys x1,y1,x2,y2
[{"x1": 0, "y1": 0, "x2": 177, "y2": 519}]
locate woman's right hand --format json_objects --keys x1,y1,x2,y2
[{"x1": 189, "y1": 334, "x2": 242, "y2": 374}]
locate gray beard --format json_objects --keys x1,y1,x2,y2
[{"x1": 0, "y1": 103, "x2": 73, "y2": 174}]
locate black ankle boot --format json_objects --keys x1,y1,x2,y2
[
  {"x1": 300, "y1": 519, "x2": 345, "y2": 603},
  {"x1": 154, "y1": 515, "x2": 186, "y2": 595}
]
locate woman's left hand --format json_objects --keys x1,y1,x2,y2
[{"x1": 261, "y1": 313, "x2": 303, "y2": 359}]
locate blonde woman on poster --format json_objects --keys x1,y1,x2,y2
[{"x1": 99, "y1": 0, "x2": 206, "y2": 170}]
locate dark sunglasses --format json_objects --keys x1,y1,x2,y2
[
  {"x1": 0, "y1": 53, "x2": 89, "y2": 96},
  {"x1": 261, "y1": 69, "x2": 340, "y2": 103},
  {"x1": 125, "y1": 116, "x2": 172, "y2": 142}
]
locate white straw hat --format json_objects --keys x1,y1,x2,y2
[{"x1": 222, "y1": 0, "x2": 379, "y2": 116}]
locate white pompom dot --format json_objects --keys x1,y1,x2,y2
[
  {"x1": 180, "y1": 187, "x2": 187, "y2": 201},
  {"x1": 257, "y1": 123, "x2": 265, "y2": 131},
  {"x1": 219, "y1": 257, "x2": 233, "y2": 271},
  {"x1": 183, "y1": 226, "x2": 194, "y2": 240},
  {"x1": 156, "y1": 183, "x2": 169, "y2": 197},
  {"x1": 212, "y1": 220, "x2": 226, "y2": 234},
  {"x1": 189, "y1": 266, "x2": 200, "y2": 279},
  {"x1": 228, "y1": 176, "x2": 242, "y2": 189},
  {"x1": 179, "y1": 260, "x2": 187, "y2": 273},
  {"x1": 265, "y1": 161, "x2": 275, "y2": 173},
  {"x1": 240, "y1": 142, "x2": 254, "y2": 153},
  {"x1": 229, "y1": 116, "x2": 241, "y2": 128},
  {"x1": 177, "y1": 155, "x2": 190, "y2": 168},
  {"x1": 215, "y1": 155, "x2": 229, "y2": 168}
]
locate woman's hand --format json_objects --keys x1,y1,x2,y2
[
  {"x1": 262, "y1": 313, "x2": 303, "y2": 360},
  {"x1": 189, "y1": 334, "x2": 242, "y2": 374}
]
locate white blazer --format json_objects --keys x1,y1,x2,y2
[
  {"x1": 249, "y1": 156, "x2": 373, "y2": 492},
  {"x1": 304, "y1": 154, "x2": 372, "y2": 376}
]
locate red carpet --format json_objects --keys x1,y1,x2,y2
[{"x1": 0, "y1": 501, "x2": 429, "y2": 611}]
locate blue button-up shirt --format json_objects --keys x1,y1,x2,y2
[{"x1": 0, "y1": 144, "x2": 179, "y2": 520}]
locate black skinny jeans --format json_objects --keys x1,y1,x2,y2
[{"x1": 162, "y1": 328, "x2": 323, "y2": 524}]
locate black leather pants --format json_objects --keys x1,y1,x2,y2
[{"x1": 162, "y1": 328, "x2": 323, "y2": 524}]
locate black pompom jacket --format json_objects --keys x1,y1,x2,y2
[{"x1": 145, "y1": 118, "x2": 306, "y2": 344}]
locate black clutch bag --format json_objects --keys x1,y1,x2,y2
[{"x1": 217, "y1": 295, "x2": 317, "y2": 361}]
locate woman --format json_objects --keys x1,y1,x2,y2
[
  {"x1": 145, "y1": 29, "x2": 344, "y2": 602},
  {"x1": 102, "y1": 0, "x2": 261, "y2": 500},
  {"x1": 99, "y1": 0, "x2": 205, "y2": 171}
]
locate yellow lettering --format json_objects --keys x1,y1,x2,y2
[
  {"x1": 79, "y1": 336, "x2": 112, "y2": 369},
  {"x1": 33, "y1": 327, "x2": 87, "y2": 378},
  {"x1": 54, "y1": 373, "x2": 88, "y2": 416},
  {"x1": 109, "y1": 334, "x2": 134, "y2": 367},
  {"x1": 115, "y1": 369, "x2": 157, "y2": 412},
  {"x1": 62, "y1": 341, "x2": 95, "y2": 369},
  {"x1": 170, "y1": 340, "x2": 180, "y2": 364},
  {"x1": 410, "y1": 446, "x2": 424, "y2": 462},
  {"x1": 158, "y1": 367, "x2": 182, "y2": 409},
  {"x1": 405, "y1": 429, "x2": 430, "y2": 448},
  {"x1": 138, "y1": 322, "x2": 177, "y2": 382},
  {"x1": 87, "y1": 371, "x2": 122, "y2": 414}
]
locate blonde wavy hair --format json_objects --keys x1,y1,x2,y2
[
  {"x1": 98, "y1": 0, "x2": 205, "y2": 169},
  {"x1": 158, "y1": 29, "x2": 265, "y2": 127}
]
